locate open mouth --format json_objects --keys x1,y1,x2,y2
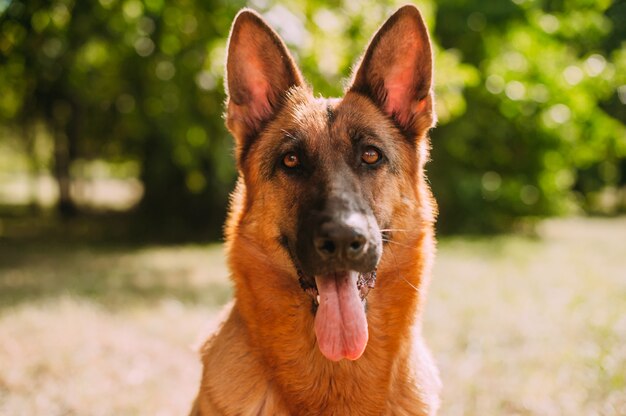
[
  {"x1": 282, "y1": 229, "x2": 380, "y2": 361},
  {"x1": 298, "y1": 270, "x2": 377, "y2": 361},
  {"x1": 298, "y1": 270, "x2": 377, "y2": 309}
]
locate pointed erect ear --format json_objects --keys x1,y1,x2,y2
[
  {"x1": 225, "y1": 9, "x2": 304, "y2": 152},
  {"x1": 349, "y1": 5, "x2": 435, "y2": 138}
]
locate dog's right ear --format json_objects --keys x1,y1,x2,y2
[{"x1": 225, "y1": 9, "x2": 304, "y2": 158}]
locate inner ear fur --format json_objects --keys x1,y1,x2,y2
[
  {"x1": 349, "y1": 5, "x2": 435, "y2": 138},
  {"x1": 225, "y1": 9, "x2": 304, "y2": 158}
]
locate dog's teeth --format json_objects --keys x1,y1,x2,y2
[{"x1": 316, "y1": 295, "x2": 320, "y2": 303}]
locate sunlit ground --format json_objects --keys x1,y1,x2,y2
[{"x1": 0, "y1": 217, "x2": 625, "y2": 415}]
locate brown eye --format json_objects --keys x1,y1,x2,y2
[
  {"x1": 283, "y1": 152, "x2": 300, "y2": 168},
  {"x1": 361, "y1": 147, "x2": 382, "y2": 165}
]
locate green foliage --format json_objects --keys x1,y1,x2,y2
[
  {"x1": 0, "y1": 0, "x2": 624, "y2": 234},
  {"x1": 431, "y1": 0, "x2": 626, "y2": 232},
  {"x1": 0, "y1": 0, "x2": 246, "y2": 230}
]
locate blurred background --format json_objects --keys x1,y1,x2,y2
[{"x1": 0, "y1": 0, "x2": 624, "y2": 414}]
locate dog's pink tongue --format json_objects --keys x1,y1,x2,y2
[{"x1": 314, "y1": 271, "x2": 368, "y2": 361}]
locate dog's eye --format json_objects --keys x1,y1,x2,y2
[
  {"x1": 283, "y1": 152, "x2": 300, "y2": 169},
  {"x1": 361, "y1": 147, "x2": 382, "y2": 165}
]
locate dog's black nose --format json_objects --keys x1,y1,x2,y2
[
  {"x1": 314, "y1": 218, "x2": 369, "y2": 261},
  {"x1": 296, "y1": 193, "x2": 382, "y2": 276}
]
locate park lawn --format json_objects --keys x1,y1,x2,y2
[{"x1": 0, "y1": 217, "x2": 624, "y2": 415}]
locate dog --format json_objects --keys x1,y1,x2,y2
[{"x1": 191, "y1": 4, "x2": 440, "y2": 415}]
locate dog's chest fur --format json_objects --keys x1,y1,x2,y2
[{"x1": 197, "y1": 298, "x2": 440, "y2": 416}]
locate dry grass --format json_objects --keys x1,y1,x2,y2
[
  {"x1": 0, "y1": 217, "x2": 624, "y2": 415},
  {"x1": 425, "y1": 218, "x2": 626, "y2": 415}
]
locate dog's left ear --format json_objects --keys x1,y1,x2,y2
[{"x1": 349, "y1": 5, "x2": 435, "y2": 137}]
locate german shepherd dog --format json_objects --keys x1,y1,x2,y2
[{"x1": 192, "y1": 4, "x2": 440, "y2": 415}]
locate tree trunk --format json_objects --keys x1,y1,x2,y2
[
  {"x1": 53, "y1": 127, "x2": 76, "y2": 218},
  {"x1": 52, "y1": 99, "x2": 79, "y2": 219}
]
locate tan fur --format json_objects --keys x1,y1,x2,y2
[{"x1": 192, "y1": 5, "x2": 441, "y2": 415}]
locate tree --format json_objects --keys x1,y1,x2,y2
[
  {"x1": 430, "y1": 0, "x2": 626, "y2": 232},
  {"x1": 1, "y1": 0, "x2": 624, "y2": 235}
]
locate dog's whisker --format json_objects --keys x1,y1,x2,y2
[
  {"x1": 382, "y1": 238, "x2": 415, "y2": 250},
  {"x1": 281, "y1": 129, "x2": 298, "y2": 141},
  {"x1": 380, "y1": 228, "x2": 409, "y2": 232},
  {"x1": 400, "y1": 275, "x2": 420, "y2": 292},
  {"x1": 384, "y1": 239, "x2": 419, "y2": 293}
]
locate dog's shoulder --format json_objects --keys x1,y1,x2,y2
[
  {"x1": 384, "y1": 333, "x2": 442, "y2": 415},
  {"x1": 196, "y1": 304, "x2": 290, "y2": 415}
]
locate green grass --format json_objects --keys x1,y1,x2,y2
[{"x1": 0, "y1": 217, "x2": 625, "y2": 415}]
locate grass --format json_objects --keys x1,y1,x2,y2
[
  {"x1": 425, "y1": 218, "x2": 626, "y2": 415},
  {"x1": 0, "y1": 217, "x2": 625, "y2": 415}
]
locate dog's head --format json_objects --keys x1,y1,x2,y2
[{"x1": 225, "y1": 5, "x2": 435, "y2": 361}]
